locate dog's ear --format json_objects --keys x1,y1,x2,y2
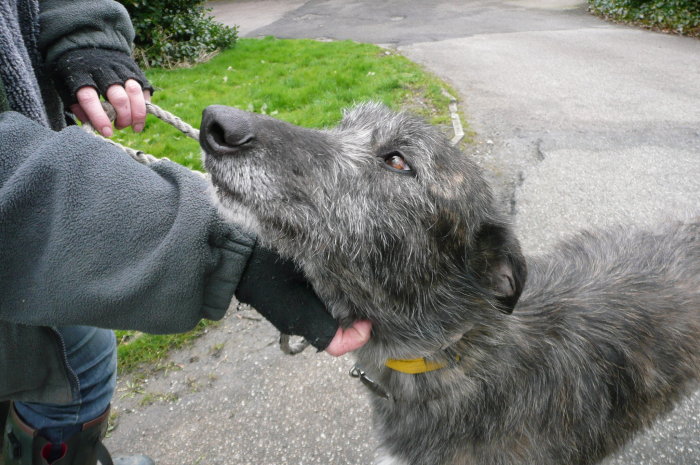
[{"x1": 472, "y1": 223, "x2": 527, "y2": 314}]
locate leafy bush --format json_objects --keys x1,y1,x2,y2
[
  {"x1": 119, "y1": 0, "x2": 238, "y2": 68},
  {"x1": 589, "y1": 0, "x2": 700, "y2": 36}
]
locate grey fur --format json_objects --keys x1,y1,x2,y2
[{"x1": 200, "y1": 103, "x2": 700, "y2": 465}]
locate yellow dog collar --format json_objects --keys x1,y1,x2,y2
[{"x1": 385, "y1": 357, "x2": 447, "y2": 374}]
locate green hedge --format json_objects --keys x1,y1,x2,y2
[
  {"x1": 118, "y1": 0, "x2": 238, "y2": 68},
  {"x1": 589, "y1": 0, "x2": 700, "y2": 36}
]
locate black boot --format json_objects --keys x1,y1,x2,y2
[
  {"x1": 0, "y1": 401, "x2": 10, "y2": 454},
  {"x1": 2, "y1": 403, "x2": 153, "y2": 465}
]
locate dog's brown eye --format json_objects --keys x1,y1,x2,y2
[
  {"x1": 381, "y1": 152, "x2": 413, "y2": 174},
  {"x1": 387, "y1": 155, "x2": 408, "y2": 170}
]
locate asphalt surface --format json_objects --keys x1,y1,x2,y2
[{"x1": 106, "y1": 1, "x2": 700, "y2": 464}]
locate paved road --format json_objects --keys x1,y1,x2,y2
[{"x1": 107, "y1": 1, "x2": 700, "y2": 464}]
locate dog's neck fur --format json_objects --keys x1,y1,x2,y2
[
  {"x1": 353, "y1": 313, "x2": 519, "y2": 403},
  {"x1": 353, "y1": 289, "x2": 602, "y2": 405}
]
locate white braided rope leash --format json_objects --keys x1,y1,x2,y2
[
  {"x1": 80, "y1": 101, "x2": 200, "y2": 166},
  {"x1": 145, "y1": 101, "x2": 200, "y2": 141}
]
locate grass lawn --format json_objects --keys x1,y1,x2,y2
[
  {"x1": 116, "y1": 321, "x2": 211, "y2": 374},
  {"x1": 113, "y1": 37, "x2": 462, "y2": 374},
  {"x1": 114, "y1": 36, "x2": 459, "y2": 171}
]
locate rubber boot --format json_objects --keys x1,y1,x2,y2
[
  {"x1": 2, "y1": 403, "x2": 153, "y2": 465},
  {"x1": 0, "y1": 401, "x2": 9, "y2": 456}
]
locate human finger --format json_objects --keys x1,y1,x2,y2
[
  {"x1": 76, "y1": 86, "x2": 113, "y2": 137},
  {"x1": 106, "y1": 84, "x2": 132, "y2": 130},
  {"x1": 69, "y1": 103, "x2": 89, "y2": 125},
  {"x1": 325, "y1": 320, "x2": 372, "y2": 357},
  {"x1": 124, "y1": 79, "x2": 147, "y2": 133}
]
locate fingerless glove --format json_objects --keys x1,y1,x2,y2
[
  {"x1": 50, "y1": 48, "x2": 153, "y2": 105},
  {"x1": 235, "y1": 244, "x2": 338, "y2": 351}
]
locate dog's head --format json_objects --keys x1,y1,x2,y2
[{"x1": 201, "y1": 103, "x2": 526, "y2": 358}]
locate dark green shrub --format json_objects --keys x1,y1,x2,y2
[
  {"x1": 119, "y1": 0, "x2": 238, "y2": 68},
  {"x1": 589, "y1": 0, "x2": 700, "y2": 36}
]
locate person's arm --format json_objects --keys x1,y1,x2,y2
[
  {"x1": 0, "y1": 112, "x2": 246, "y2": 333},
  {"x1": 39, "y1": 0, "x2": 151, "y2": 136},
  {"x1": 38, "y1": 0, "x2": 135, "y2": 62}
]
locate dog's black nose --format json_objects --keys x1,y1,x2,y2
[{"x1": 200, "y1": 105, "x2": 255, "y2": 155}]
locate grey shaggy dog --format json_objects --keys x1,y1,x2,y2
[{"x1": 199, "y1": 102, "x2": 700, "y2": 465}]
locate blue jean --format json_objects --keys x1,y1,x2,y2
[{"x1": 14, "y1": 326, "x2": 117, "y2": 443}]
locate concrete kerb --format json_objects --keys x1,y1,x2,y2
[{"x1": 441, "y1": 89, "x2": 465, "y2": 146}]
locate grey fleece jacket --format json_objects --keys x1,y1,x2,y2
[{"x1": 0, "y1": 0, "x2": 254, "y2": 403}]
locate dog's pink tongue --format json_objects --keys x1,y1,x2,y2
[{"x1": 325, "y1": 320, "x2": 372, "y2": 357}]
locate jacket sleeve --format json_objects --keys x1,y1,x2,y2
[
  {"x1": 38, "y1": 0, "x2": 135, "y2": 65},
  {"x1": 0, "y1": 111, "x2": 254, "y2": 334}
]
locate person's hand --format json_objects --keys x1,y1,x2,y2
[
  {"x1": 325, "y1": 320, "x2": 372, "y2": 356},
  {"x1": 71, "y1": 81, "x2": 151, "y2": 138},
  {"x1": 235, "y1": 243, "x2": 372, "y2": 353},
  {"x1": 51, "y1": 48, "x2": 153, "y2": 137}
]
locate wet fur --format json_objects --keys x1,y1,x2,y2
[{"x1": 201, "y1": 103, "x2": 700, "y2": 465}]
